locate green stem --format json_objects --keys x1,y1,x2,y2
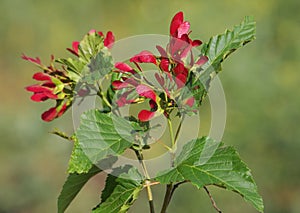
[
  {"x1": 96, "y1": 82, "x2": 112, "y2": 109},
  {"x1": 133, "y1": 149, "x2": 155, "y2": 213},
  {"x1": 167, "y1": 118, "x2": 175, "y2": 148},
  {"x1": 174, "y1": 114, "x2": 184, "y2": 143}
]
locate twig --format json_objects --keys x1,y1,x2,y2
[
  {"x1": 170, "y1": 180, "x2": 188, "y2": 198},
  {"x1": 203, "y1": 186, "x2": 222, "y2": 213}
]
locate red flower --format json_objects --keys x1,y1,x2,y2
[
  {"x1": 138, "y1": 100, "x2": 157, "y2": 121},
  {"x1": 168, "y1": 11, "x2": 203, "y2": 60},
  {"x1": 22, "y1": 54, "x2": 41, "y2": 66},
  {"x1": 41, "y1": 102, "x2": 70, "y2": 122},
  {"x1": 115, "y1": 62, "x2": 135, "y2": 74},
  {"x1": 136, "y1": 85, "x2": 159, "y2": 122},
  {"x1": 23, "y1": 54, "x2": 74, "y2": 122},
  {"x1": 130, "y1": 51, "x2": 157, "y2": 65},
  {"x1": 104, "y1": 31, "x2": 115, "y2": 49},
  {"x1": 26, "y1": 72, "x2": 58, "y2": 102},
  {"x1": 67, "y1": 41, "x2": 80, "y2": 57},
  {"x1": 170, "y1": 11, "x2": 190, "y2": 38}
]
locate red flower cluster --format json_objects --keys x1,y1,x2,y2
[
  {"x1": 23, "y1": 55, "x2": 73, "y2": 121},
  {"x1": 112, "y1": 11, "x2": 208, "y2": 121},
  {"x1": 24, "y1": 29, "x2": 115, "y2": 122}
]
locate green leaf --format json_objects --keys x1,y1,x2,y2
[
  {"x1": 78, "y1": 31, "x2": 105, "y2": 62},
  {"x1": 194, "y1": 16, "x2": 256, "y2": 90},
  {"x1": 93, "y1": 168, "x2": 143, "y2": 213},
  {"x1": 156, "y1": 137, "x2": 264, "y2": 212},
  {"x1": 68, "y1": 136, "x2": 93, "y2": 173},
  {"x1": 100, "y1": 165, "x2": 133, "y2": 203},
  {"x1": 82, "y1": 49, "x2": 114, "y2": 84},
  {"x1": 56, "y1": 58, "x2": 84, "y2": 76},
  {"x1": 76, "y1": 110, "x2": 134, "y2": 166},
  {"x1": 58, "y1": 165, "x2": 102, "y2": 213}
]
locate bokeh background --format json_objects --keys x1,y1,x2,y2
[{"x1": 1, "y1": 0, "x2": 300, "y2": 212}]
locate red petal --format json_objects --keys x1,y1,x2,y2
[
  {"x1": 30, "y1": 93, "x2": 49, "y2": 102},
  {"x1": 155, "y1": 73, "x2": 165, "y2": 86},
  {"x1": 26, "y1": 84, "x2": 53, "y2": 93},
  {"x1": 130, "y1": 51, "x2": 157, "y2": 64},
  {"x1": 115, "y1": 62, "x2": 134, "y2": 73},
  {"x1": 160, "y1": 58, "x2": 169, "y2": 72},
  {"x1": 156, "y1": 45, "x2": 168, "y2": 57},
  {"x1": 195, "y1": 56, "x2": 208, "y2": 66},
  {"x1": 32, "y1": 72, "x2": 52, "y2": 81},
  {"x1": 177, "y1": 21, "x2": 190, "y2": 38},
  {"x1": 169, "y1": 37, "x2": 189, "y2": 59},
  {"x1": 173, "y1": 63, "x2": 188, "y2": 76},
  {"x1": 72, "y1": 41, "x2": 80, "y2": 55},
  {"x1": 73, "y1": 41, "x2": 80, "y2": 50},
  {"x1": 170, "y1": 11, "x2": 184, "y2": 37},
  {"x1": 98, "y1": 31, "x2": 104, "y2": 37},
  {"x1": 136, "y1": 85, "x2": 157, "y2": 101},
  {"x1": 116, "y1": 90, "x2": 134, "y2": 107},
  {"x1": 138, "y1": 110, "x2": 156, "y2": 122},
  {"x1": 125, "y1": 78, "x2": 139, "y2": 87},
  {"x1": 175, "y1": 73, "x2": 187, "y2": 88},
  {"x1": 41, "y1": 107, "x2": 57, "y2": 122},
  {"x1": 57, "y1": 103, "x2": 68, "y2": 117},
  {"x1": 22, "y1": 54, "x2": 41, "y2": 65},
  {"x1": 104, "y1": 31, "x2": 115, "y2": 48},
  {"x1": 112, "y1": 80, "x2": 129, "y2": 90},
  {"x1": 149, "y1": 99, "x2": 157, "y2": 110},
  {"x1": 42, "y1": 82, "x2": 56, "y2": 88},
  {"x1": 192, "y1": 40, "x2": 202, "y2": 47}
]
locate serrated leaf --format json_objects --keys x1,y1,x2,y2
[
  {"x1": 100, "y1": 165, "x2": 133, "y2": 203},
  {"x1": 68, "y1": 136, "x2": 93, "y2": 173},
  {"x1": 93, "y1": 168, "x2": 143, "y2": 213},
  {"x1": 194, "y1": 16, "x2": 256, "y2": 91},
  {"x1": 58, "y1": 165, "x2": 102, "y2": 213},
  {"x1": 156, "y1": 137, "x2": 264, "y2": 212},
  {"x1": 76, "y1": 110, "x2": 134, "y2": 166}
]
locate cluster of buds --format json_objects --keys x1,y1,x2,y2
[{"x1": 24, "y1": 30, "x2": 114, "y2": 121}]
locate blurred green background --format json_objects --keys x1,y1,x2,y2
[{"x1": 1, "y1": 0, "x2": 300, "y2": 212}]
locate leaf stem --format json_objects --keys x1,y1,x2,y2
[
  {"x1": 167, "y1": 118, "x2": 175, "y2": 148},
  {"x1": 174, "y1": 114, "x2": 184, "y2": 143},
  {"x1": 203, "y1": 186, "x2": 222, "y2": 213},
  {"x1": 96, "y1": 81, "x2": 112, "y2": 109}
]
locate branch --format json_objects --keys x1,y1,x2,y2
[
  {"x1": 160, "y1": 184, "x2": 173, "y2": 213},
  {"x1": 203, "y1": 186, "x2": 222, "y2": 213}
]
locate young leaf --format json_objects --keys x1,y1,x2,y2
[
  {"x1": 58, "y1": 165, "x2": 102, "y2": 213},
  {"x1": 76, "y1": 110, "x2": 134, "y2": 166},
  {"x1": 194, "y1": 16, "x2": 256, "y2": 91},
  {"x1": 68, "y1": 136, "x2": 93, "y2": 173},
  {"x1": 92, "y1": 168, "x2": 143, "y2": 213},
  {"x1": 156, "y1": 137, "x2": 264, "y2": 212}
]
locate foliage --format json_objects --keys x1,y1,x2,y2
[{"x1": 23, "y1": 11, "x2": 263, "y2": 213}]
